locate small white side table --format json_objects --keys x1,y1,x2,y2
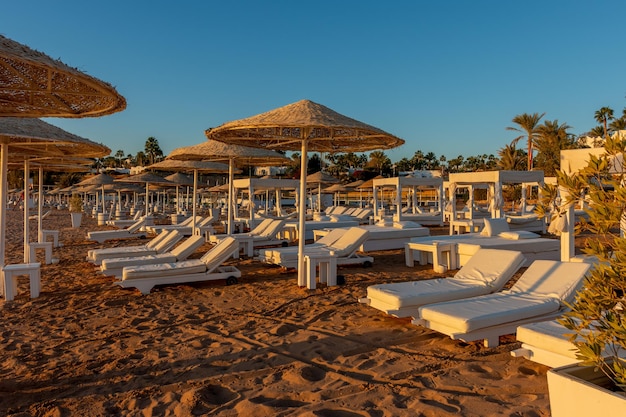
[
  {"x1": 405, "y1": 241, "x2": 457, "y2": 273},
  {"x1": 304, "y1": 251, "x2": 337, "y2": 289}
]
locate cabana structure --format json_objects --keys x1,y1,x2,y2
[
  {"x1": 372, "y1": 176, "x2": 444, "y2": 226},
  {"x1": 446, "y1": 170, "x2": 546, "y2": 234}
]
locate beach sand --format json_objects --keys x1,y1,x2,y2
[{"x1": 0, "y1": 209, "x2": 556, "y2": 416}]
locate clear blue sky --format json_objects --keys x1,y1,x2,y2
[{"x1": 2, "y1": 1, "x2": 626, "y2": 164}]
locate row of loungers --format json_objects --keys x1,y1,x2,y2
[
  {"x1": 88, "y1": 232, "x2": 242, "y2": 295},
  {"x1": 361, "y1": 249, "x2": 592, "y2": 348},
  {"x1": 87, "y1": 218, "x2": 299, "y2": 294}
]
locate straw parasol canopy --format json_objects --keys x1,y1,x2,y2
[
  {"x1": 205, "y1": 99, "x2": 404, "y2": 152},
  {"x1": 75, "y1": 173, "x2": 117, "y2": 214},
  {"x1": 306, "y1": 171, "x2": 339, "y2": 185},
  {"x1": 147, "y1": 159, "x2": 234, "y2": 225},
  {"x1": 76, "y1": 173, "x2": 116, "y2": 186},
  {"x1": 168, "y1": 140, "x2": 290, "y2": 166},
  {"x1": 0, "y1": 34, "x2": 126, "y2": 118},
  {"x1": 167, "y1": 140, "x2": 289, "y2": 234},
  {"x1": 306, "y1": 171, "x2": 339, "y2": 213},
  {"x1": 164, "y1": 172, "x2": 195, "y2": 187},
  {"x1": 148, "y1": 158, "x2": 234, "y2": 173},
  {"x1": 345, "y1": 179, "x2": 365, "y2": 188},
  {"x1": 323, "y1": 183, "x2": 349, "y2": 193},
  {"x1": 0, "y1": 117, "x2": 110, "y2": 158},
  {"x1": 205, "y1": 99, "x2": 404, "y2": 287},
  {"x1": 116, "y1": 172, "x2": 175, "y2": 217}
]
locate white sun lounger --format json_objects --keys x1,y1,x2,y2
[
  {"x1": 101, "y1": 234, "x2": 205, "y2": 278},
  {"x1": 259, "y1": 227, "x2": 373, "y2": 269},
  {"x1": 511, "y1": 318, "x2": 626, "y2": 368},
  {"x1": 29, "y1": 210, "x2": 51, "y2": 221},
  {"x1": 106, "y1": 210, "x2": 143, "y2": 229},
  {"x1": 209, "y1": 218, "x2": 289, "y2": 257},
  {"x1": 413, "y1": 260, "x2": 592, "y2": 347},
  {"x1": 510, "y1": 320, "x2": 582, "y2": 367},
  {"x1": 359, "y1": 249, "x2": 525, "y2": 318},
  {"x1": 87, "y1": 216, "x2": 148, "y2": 244},
  {"x1": 117, "y1": 236, "x2": 241, "y2": 295},
  {"x1": 146, "y1": 215, "x2": 216, "y2": 235},
  {"x1": 256, "y1": 228, "x2": 347, "y2": 264},
  {"x1": 87, "y1": 229, "x2": 183, "y2": 265}
]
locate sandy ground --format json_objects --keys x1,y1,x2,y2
[{"x1": 0, "y1": 209, "x2": 562, "y2": 416}]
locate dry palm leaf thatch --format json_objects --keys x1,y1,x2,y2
[
  {"x1": 0, "y1": 34, "x2": 126, "y2": 118},
  {"x1": 205, "y1": 99, "x2": 404, "y2": 153},
  {"x1": 167, "y1": 140, "x2": 289, "y2": 167},
  {"x1": 147, "y1": 159, "x2": 235, "y2": 174},
  {"x1": 306, "y1": 171, "x2": 340, "y2": 185},
  {"x1": 0, "y1": 117, "x2": 110, "y2": 159}
]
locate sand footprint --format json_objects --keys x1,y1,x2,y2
[
  {"x1": 311, "y1": 408, "x2": 370, "y2": 417},
  {"x1": 419, "y1": 398, "x2": 462, "y2": 414},
  {"x1": 249, "y1": 395, "x2": 310, "y2": 408},
  {"x1": 176, "y1": 384, "x2": 240, "y2": 415}
]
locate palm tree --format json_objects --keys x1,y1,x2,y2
[
  {"x1": 367, "y1": 150, "x2": 391, "y2": 175},
  {"x1": 534, "y1": 120, "x2": 575, "y2": 176},
  {"x1": 144, "y1": 136, "x2": 163, "y2": 165},
  {"x1": 114, "y1": 149, "x2": 125, "y2": 167},
  {"x1": 594, "y1": 106, "x2": 614, "y2": 138},
  {"x1": 498, "y1": 140, "x2": 526, "y2": 170},
  {"x1": 506, "y1": 112, "x2": 545, "y2": 171},
  {"x1": 609, "y1": 116, "x2": 626, "y2": 132}
]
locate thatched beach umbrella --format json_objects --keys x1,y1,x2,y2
[
  {"x1": 205, "y1": 99, "x2": 404, "y2": 286},
  {"x1": 147, "y1": 159, "x2": 233, "y2": 231},
  {"x1": 115, "y1": 172, "x2": 175, "y2": 218},
  {"x1": 0, "y1": 118, "x2": 110, "y2": 266},
  {"x1": 76, "y1": 173, "x2": 116, "y2": 214},
  {"x1": 323, "y1": 183, "x2": 350, "y2": 206},
  {"x1": 164, "y1": 172, "x2": 195, "y2": 213},
  {"x1": 0, "y1": 34, "x2": 123, "y2": 279},
  {"x1": 167, "y1": 140, "x2": 289, "y2": 234},
  {"x1": 0, "y1": 35, "x2": 126, "y2": 118},
  {"x1": 306, "y1": 171, "x2": 339, "y2": 213},
  {"x1": 11, "y1": 156, "x2": 93, "y2": 245}
]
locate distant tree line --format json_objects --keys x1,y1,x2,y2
[{"x1": 9, "y1": 104, "x2": 625, "y2": 189}]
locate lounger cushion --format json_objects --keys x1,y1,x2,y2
[
  {"x1": 368, "y1": 279, "x2": 495, "y2": 310},
  {"x1": 90, "y1": 246, "x2": 155, "y2": 262},
  {"x1": 454, "y1": 249, "x2": 524, "y2": 286},
  {"x1": 480, "y1": 218, "x2": 510, "y2": 237},
  {"x1": 392, "y1": 221, "x2": 422, "y2": 229},
  {"x1": 509, "y1": 261, "x2": 590, "y2": 301},
  {"x1": 507, "y1": 214, "x2": 539, "y2": 224},
  {"x1": 516, "y1": 320, "x2": 578, "y2": 359},
  {"x1": 123, "y1": 259, "x2": 206, "y2": 280},
  {"x1": 419, "y1": 293, "x2": 561, "y2": 333},
  {"x1": 103, "y1": 253, "x2": 178, "y2": 270},
  {"x1": 169, "y1": 235, "x2": 204, "y2": 259},
  {"x1": 366, "y1": 249, "x2": 524, "y2": 310},
  {"x1": 201, "y1": 237, "x2": 239, "y2": 272},
  {"x1": 498, "y1": 231, "x2": 540, "y2": 240}
]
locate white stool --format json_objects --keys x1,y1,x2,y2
[
  {"x1": 28, "y1": 242, "x2": 53, "y2": 264},
  {"x1": 304, "y1": 252, "x2": 337, "y2": 289},
  {"x1": 41, "y1": 229, "x2": 60, "y2": 247},
  {"x1": 2, "y1": 263, "x2": 41, "y2": 300},
  {"x1": 405, "y1": 241, "x2": 457, "y2": 273}
]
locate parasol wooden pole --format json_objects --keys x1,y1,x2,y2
[
  {"x1": 297, "y1": 138, "x2": 308, "y2": 287},
  {"x1": 192, "y1": 169, "x2": 198, "y2": 234},
  {"x1": 227, "y1": 158, "x2": 235, "y2": 235},
  {"x1": 38, "y1": 166, "x2": 43, "y2": 242},
  {"x1": 0, "y1": 143, "x2": 7, "y2": 267},
  {"x1": 23, "y1": 159, "x2": 30, "y2": 262}
]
